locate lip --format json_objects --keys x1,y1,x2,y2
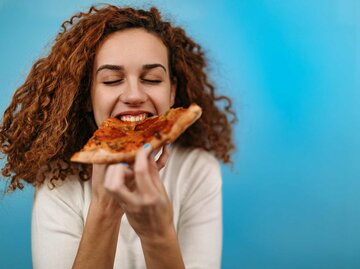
[{"x1": 113, "y1": 110, "x2": 155, "y2": 118}]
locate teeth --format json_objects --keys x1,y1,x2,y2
[{"x1": 120, "y1": 113, "x2": 147, "y2": 122}]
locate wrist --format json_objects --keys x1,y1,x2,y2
[
  {"x1": 89, "y1": 198, "x2": 124, "y2": 219},
  {"x1": 140, "y1": 225, "x2": 185, "y2": 269},
  {"x1": 140, "y1": 224, "x2": 177, "y2": 248}
]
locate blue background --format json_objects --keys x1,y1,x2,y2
[{"x1": 1, "y1": 0, "x2": 359, "y2": 268}]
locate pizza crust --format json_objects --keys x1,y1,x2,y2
[{"x1": 70, "y1": 104, "x2": 202, "y2": 164}]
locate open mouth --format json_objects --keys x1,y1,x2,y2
[{"x1": 116, "y1": 113, "x2": 154, "y2": 123}]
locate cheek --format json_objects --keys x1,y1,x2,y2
[
  {"x1": 91, "y1": 89, "x2": 116, "y2": 125},
  {"x1": 153, "y1": 90, "x2": 174, "y2": 113}
]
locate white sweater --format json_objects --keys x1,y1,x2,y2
[{"x1": 32, "y1": 146, "x2": 222, "y2": 269}]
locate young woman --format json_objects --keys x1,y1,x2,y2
[{"x1": 0, "y1": 5, "x2": 235, "y2": 269}]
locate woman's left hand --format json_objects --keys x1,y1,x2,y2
[{"x1": 103, "y1": 144, "x2": 174, "y2": 242}]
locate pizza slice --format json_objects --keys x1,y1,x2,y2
[{"x1": 70, "y1": 103, "x2": 202, "y2": 164}]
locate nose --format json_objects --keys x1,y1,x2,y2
[{"x1": 119, "y1": 78, "x2": 147, "y2": 106}]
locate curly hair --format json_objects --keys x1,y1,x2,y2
[{"x1": 0, "y1": 4, "x2": 236, "y2": 191}]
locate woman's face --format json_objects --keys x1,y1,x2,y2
[{"x1": 91, "y1": 28, "x2": 176, "y2": 126}]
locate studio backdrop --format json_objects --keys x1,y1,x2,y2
[{"x1": 1, "y1": 1, "x2": 359, "y2": 269}]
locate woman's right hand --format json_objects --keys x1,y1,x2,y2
[
  {"x1": 103, "y1": 145, "x2": 174, "y2": 242},
  {"x1": 91, "y1": 164, "x2": 125, "y2": 217},
  {"x1": 90, "y1": 144, "x2": 170, "y2": 219}
]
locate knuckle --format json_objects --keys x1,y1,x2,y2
[
  {"x1": 131, "y1": 199, "x2": 142, "y2": 208},
  {"x1": 105, "y1": 179, "x2": 124, "y2": 195},
  {"x1": 141, "y1": 195, "x2": 159, "y2": 206},
  {"x1": 134, "y1": 166, "x2": 147, "y2": 177}
]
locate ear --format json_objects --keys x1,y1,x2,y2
[{"x1": 170, "y1": 83, "x2": 176, "y2": 107}]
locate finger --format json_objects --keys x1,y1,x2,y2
[
  {"x1": 103, "y1": 164, "x2": 138, "y2": 205},
  {"x1": 91, "y1": 164, "x2": 107, "y2": 184},
  {"x1": 91, "y1": 164, "x2": 109, "y2": 198},
  {"x1": 155, "y1": 144, "x2": 171, "y2": 170},
  {"x1": 124, "y1": 171, "x2": 136, "y2": 191},
  {"x1": 133, "y1": 143, "x2": 158, "y2": 194},
  {"x1": 120, "y1": 163, "x2": 136, "y2": 191},
  {"x1": 126, "y1": 162, "x2": 135, "y2": 171},
  {"x1": 103, "y1": 164, "x2": 127, "y2": 192},
  {"x1": 120, "y1": 163, "x2": 134, "y2": 178},
  {"x1": 148, "y1": 151, "x2": 167, "y2": 193}
]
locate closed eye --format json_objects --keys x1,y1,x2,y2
[
  {"x1": 142, "y1": 79, "x2": 162, "y2": 84},
  {"x1": 103, "y1": 79, "x2": 123, "y2": 85}
]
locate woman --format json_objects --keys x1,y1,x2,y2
[{"x1": 0, "y1": 4, "x2": 235, "y2": 269}]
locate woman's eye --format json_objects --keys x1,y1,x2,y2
[
  {"x1": 103, "y1": 79, "x2": 123, "y2": 85},
  {"x1": 142, "y1": 79, "x2": 162, "y2": 84}
]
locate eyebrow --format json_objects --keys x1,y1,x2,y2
[
  {"x1": 96, "y1": 64, "x2": 124, "y2": 74},
  {"x1": 96, "y1": 63, "x2": 167, "y2": 74},
  {"x1": 143, "y1": 64, "x2": 167, "y2": 73}
]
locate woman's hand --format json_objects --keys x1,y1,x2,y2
[
  {"x1": 103, "y1": 144, "x2": 174, "y2": 242},
  {"x1": 91, "y1": 163, "x2": 124, "y2": 217}
]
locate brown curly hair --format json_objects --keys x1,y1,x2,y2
[{"x1": 0, "y1": 4, "x2": 236, "y2": 192}]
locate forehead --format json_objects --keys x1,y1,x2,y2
[{"x1": 94, "y1": 28, "x2": 169, "y2": 67}]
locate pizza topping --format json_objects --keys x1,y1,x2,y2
[
  {"x1": 70, "y1": 104, "x2": 202, "y2": 164},
  {"x1": 95, "y1": 127, "x2": 126, "y2": 139},
  {"x1": 154, "y1": 131, "x2": 161, "y2": 139},
  {"x1": 142, "y1": 119, "x2": 171, "y2": 139},
  {"x1": 134, "y1": 117, "x2": 159, "y2": 131}
]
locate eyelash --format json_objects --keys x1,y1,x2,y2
[
  {"x1": 102, "y1": 79, "x2": 162, "y2": 85},
  {"x1": 103, "y1": 79, "x2": 123, "y2": 85},
  {"x1": 143, "y1": 79, "x2": 162, "y2": 84}
]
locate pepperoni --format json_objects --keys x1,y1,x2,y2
[
  {"x1": 134, "y1": 117, "x2": 160, "y2": 131},
  {"x1": 142, "y1": 119, "x2": 171, "y2": 139},
  {"x1": 95, "y1": 127, "x2": 127, "y2": 140}
]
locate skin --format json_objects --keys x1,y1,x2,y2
[
  {"x1": 91, "y1": 28, "x2": 176, "y2": 125},
  {"x1": 72, "y1": 29, "x2": 185, "y2": 269}
]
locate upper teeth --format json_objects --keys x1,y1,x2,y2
[{"x1": 120, "y1": 113, "x2": 147, "y2": 122}]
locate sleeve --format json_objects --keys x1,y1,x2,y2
[
  {"x1": 177, "y1": 151, "x2": 223, "y2": 269},
  {"x1": 31, "y1": 178, "x2": 85, "y2": 269}
]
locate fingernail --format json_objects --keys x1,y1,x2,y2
[{"x1": 143, "y1": 143, "x2": 151, "y2": 150}]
